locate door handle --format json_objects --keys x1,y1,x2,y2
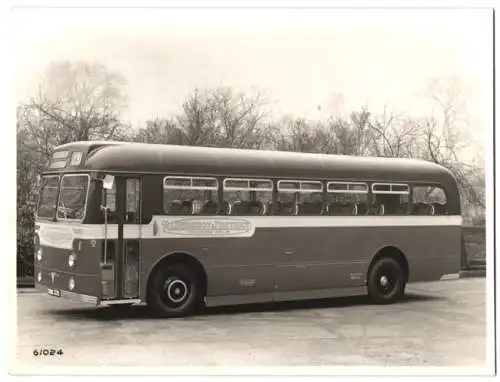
[{"x1": 284, "y1": 249, "x2": 294, "y2": 256}]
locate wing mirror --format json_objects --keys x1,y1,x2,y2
[{"x1": 102, "y1": 174, "x2": 115, "y2": 190}]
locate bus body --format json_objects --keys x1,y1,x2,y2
[{"x1": 34, "y1": 141, "x2": 462, "y2": 316}]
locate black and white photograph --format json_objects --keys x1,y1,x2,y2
[{"x1": 9, "y1": 3, "x2": 495, "y2": 377}]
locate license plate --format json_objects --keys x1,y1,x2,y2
[{"x1": 48, "y1": 288, "x2": 61, "y2": 297}]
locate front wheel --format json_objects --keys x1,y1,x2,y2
[
  {"x1": 147, "y1": 263, "x2": 202, "y2": 317},
  {"x1": 367, "y1": 257, "x2": 406, "y2": 304}
]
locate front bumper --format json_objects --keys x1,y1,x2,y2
[
  {"x1": 41, "y1": 284, "x2": 142, "y2": 306},
  {"x1": 46, "y1": 287, "x2": 99, "y2": 305}
]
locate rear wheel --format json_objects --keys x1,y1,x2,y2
[
  {"x1": 147, "y1": 263, "x2": 202, "y2": 317},
  {"x1": 367, "y1": 257, "x2": 406, "y2": 304}
]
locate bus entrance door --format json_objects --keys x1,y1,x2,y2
[{"x1": 116, "y1": 177, "x2": 142, "y2": 300}]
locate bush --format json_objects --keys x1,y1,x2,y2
[{"x1": 17, "y1": 202, "x2": 35, "y2": 278}]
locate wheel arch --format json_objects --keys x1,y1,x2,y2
[
  {"x1": 145, "y1": 251, "x2": 208, "y2": 303},
  {"x1": 367, "y1": 245, "x2": 409, "y2": 283}
]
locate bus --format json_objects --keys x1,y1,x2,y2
[{"x1": 34, "y1": 141, "x2": 462, "y2": 317}]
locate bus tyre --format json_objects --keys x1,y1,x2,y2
[
  {"x1": 148, "y1": 263, "x2": 202, "y2": 317},
  {"x1": 367, "y1": 257, "x2": 405, "y2": 304}
]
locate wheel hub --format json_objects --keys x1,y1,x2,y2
[
  {"x1": 380, "y1": 275, "x2": 389, "y2": 287},
  {"x1": 165, "y1": 279, "x2": 188, "y2": 303}
]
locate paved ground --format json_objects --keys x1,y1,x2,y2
[{"x1": 13, "y1": 278, "x2": 487, "y2": 369}]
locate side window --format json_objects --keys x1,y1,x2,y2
[
  {"x1": 276, "y1": 180, "x2": 323, "y2": 216},
  {"x1": 276, "y1": 180, "x2": 300, "y2": 216},
  {"x1": 371, "y1": 183, "x2": 410, "y2": 216},
  {"x1": 163, "y1": 176, "x2": 218, "y2": 215},
  {"x1": 296, "y1": 181, "x2": 323, "y2": 215},
  {"x1": 326, "y1": 182, "x2": 369, "y2": 216},
  {"x1": 412, "y1": 185, "x2": 447, "y2": 215},
  {"x1": 223, "y1": 178, "x2": 272, "y2": 216},
  {"x1": 102, "y1": 181, "x2": 117, "y2": 223},
  {"x1": 125, "y1": 178, "x2": 141, "y2": 224}
]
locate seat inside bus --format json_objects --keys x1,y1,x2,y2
[
  {"x1": 227, "y1": 200, "x2": 268, "y2": 216},
  {"x1": 275, "y1": 201, "x2": 298, "y2": 215},
  {"x1": 327, "y1": 202, "x2": 359, "y2": 216},
  {"x1": 414, "y1": 202, "x2": 436, "y2": 215},
  {"x1": 197, "y1": 200, "x2": 219, "y2": 215},
  {"x1": 296, "y1": 201, "x2": 324, "y2": 215},
  {"x1": 374, "y1": 195, "x2": 408, "y2": 215},
  {"x1": 431, "y1": 202, "x2": 447, "y2": 215},
  {"x1": 356, "y1": 202, "x2": 368, "y2": 215},
  {"x1": 168, "y1": 200, "x2": 194, "y2": 215}
]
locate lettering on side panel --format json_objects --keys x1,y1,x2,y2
[
  {"x1": 350, "y1": 273, "x2": 363, "y2": 280},
  {"x1": 161, "y1": 218, "x2": 254, "y2": 237},
  {"x1": 239, "y1": 278, "x2": 256, "y2": 287}
]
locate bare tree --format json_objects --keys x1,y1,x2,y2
[
  {"x1": 175, "y1": 88, "x2": 217, "y2": 146},
  {"x1": 272, "y1": 117, "x2": 318, "y2": 153},
  {"x1": 364, "y1": 107, "x2": 422, "y2": 158},
  {"x1": 207, "y1": 87, "x2": 272, "y2": 149},
  {"x1": 420, "y1": 77, "x2": 484, "y2": 218},
  {"x1": 23, "y1": 61, "x2": 128, "y2": 154},
  {"x1": 134, "y1": 118, "x2": 184, "y2": 145},
  {"x1": 17, "y1": 61, "x2": 130, "y2": 274},
  {"x1": 138, "y1": 87, "x2": 274, "y2": 149},
  {"x1": 17, "y1": 60, "x2": 129, "y2": 221}
]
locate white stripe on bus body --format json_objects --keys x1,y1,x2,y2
[{"x1": 36, "y1": 215, "x2": 463, "y2": 249}]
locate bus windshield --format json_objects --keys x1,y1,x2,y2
[
  {"x1": 56, "y1": 174, "x2": 90, "y2": 220},
  {"x1": 37, "y1": 175, "x2": 60, "y2": 219}
]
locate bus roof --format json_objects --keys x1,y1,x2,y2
[{"x1": 57, "y1": 141, "x2": 460, "y2": 189}]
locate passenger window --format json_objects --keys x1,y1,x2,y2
[
  {"x1": 163, "y1": 176, "x2": 218, "y2": 215},
  {"x1": 276, "y1": 181, "x2": 299, "y2": 216},
  {"x1": 412, "y1": 185, "x2": 447, "y2": 215},
  {"x1": 223, "y1": 178, "x2": 272, "y2": 216},
  {"x1": 276, "y1": 180, "x2": 323, "y2": 216},
  {"x1": 326, "y1": 182, "x2": 368, "y2": 216},
  {"x1": 371, "y1": 183, "x2": 410, "y2": 215},
  {"x1": 296, "y1": 181, "x2": 323, "y2": 216}
]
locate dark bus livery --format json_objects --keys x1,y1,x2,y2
[{"x1": 34, "y1": 141, "x2": 462, "y2": 317}]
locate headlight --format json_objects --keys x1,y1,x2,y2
[
  {"x1": 37, "y1": 272, "x2": 42, "y2": 282},
  {"x1": 68, "y1": 253, "x2": 77, "y2": 268},
  {"x1": 68, "y1": 277, "x2": 75, "y2": 291},
  {"x1": 36, "y1": 248, "x2": 43, "y2": 261}
]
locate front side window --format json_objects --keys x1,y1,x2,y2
[
  {"x1": 57, "y1": 175, "x2": 89, "y2": 220},
  {"x1": 37, "y1": 175, "x2": 59, "y2": 219}
]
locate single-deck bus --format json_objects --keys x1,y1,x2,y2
[{"x1": 34, "y1": 141, "x2": 462, "y2": 317}]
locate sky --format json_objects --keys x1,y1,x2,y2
[{"x1": 11, "y1": 7, "x2": 492, "y2": 155}]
